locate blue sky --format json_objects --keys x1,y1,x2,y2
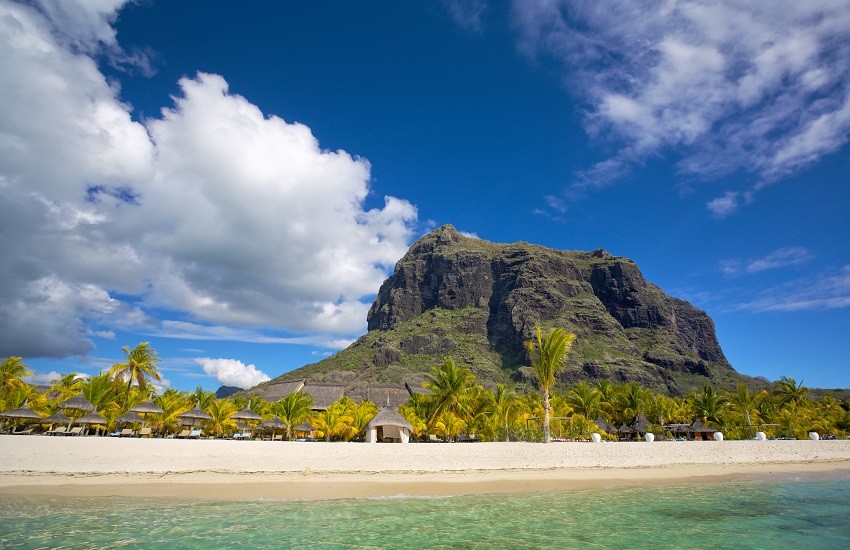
[{"x1": 3, "y1": 1, "x2": 849, "y2": 392}]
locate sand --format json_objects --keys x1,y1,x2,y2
[{"x1": 1, "y1": 435, "x2": 848, "y2": 500}]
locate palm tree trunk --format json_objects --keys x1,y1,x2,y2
[
  {"x1": 543, "y1": 389, "x2": 551, "y2": 443},
  {"x1": 504, "y1": 418, "x2": 510, "y2": 442}
]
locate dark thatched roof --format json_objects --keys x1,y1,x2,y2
[
  {"x1": 618, "y1": 424, "x2": 633, "y2": 434},
  {"x1": 230, "y1": 407, "x2": 263, "y2": 421},
  {"x1": 76, "y1": 413, "x2": 107, "y2": 424},
  {"x1": 366, "y1": 406, "x2": 413, "y2": 431},
  {"x1": 58, "y1": 394, "x2": 95, "y2": 412},
  {"x1": 631, "y1": 414, "x2": 651, "y2": 433},
  {"x1": 302, "y1": 383, "x2": 345, "y2": 410},
  {"x1": 690, "y1": 420, "x2": 717, "y2": 433},
  {"x1": 260, "y1": 380, "x2": 306, "y2": 402},
  {"x1": 42, "y1": 412, "x2": 70, "y2": 424},
  {"x1": 178, "y1": 408, "x2": 212, "y2": 421},
  {"x1": 366, "y1": 385, "x2": 412, "y2": 408},
  {"x1": 130, "y1": 400, "x2": 164, "y2": 414},
  {"x1": 115, "y1": 411, "x2": 145, "y2": 424},
  {"x1": 0, "y1": 406, "x2": 42, "y2": 420},
  {"x1": 594, "y1": 417, "x2": 615, "y2": 433},
  {"x1": 259, "y1": 415, "x2": 286, "y2": 430},
  {"x1": 293, "y1": 421, "x2": 314, "y2": 432}
]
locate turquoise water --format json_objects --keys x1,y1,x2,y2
[{"x1": 1, "y1": 475, "x2": 849, "y2": 549}]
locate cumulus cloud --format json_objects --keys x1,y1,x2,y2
[
  {"x1": 195, "y1": 358, "x2": 271, "y2": 389},
  {"x1": 514, "y1": 0, "x2": 850, "y2": 212},
  {"x1": 0, "y1": 2, "x2": 417, "y2": 359}
]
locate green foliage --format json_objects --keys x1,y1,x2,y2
[{"x1": 526, "y1": 325, "x2": 577, "y2": 443}]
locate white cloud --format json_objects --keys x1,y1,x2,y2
[
  {"x1": 154, "y1": 321, "x2": 351, "y2": 350},
  {"x1": 23, "y1": 371, "x2": 88, "y2": 386},
  {"x1": 707, "y1": 192, "x2": 740, "y2": 219},
  {"x1": 444, "y1": 0, "x2": 487, "y2": 33},
  {"x1": 0, "y1": 2, "x2": 418, "y2": 359},
  {"x1": 195, "y1": 358, "x2": 271, "y2": 389},
  {"x1": 734, "y1": 265, "x2": 850, "y2": 312},
  {"x1": 514, "y1": 0, "x2": 850, "y2": 212},
  {"x1": 721, "y1": 246, "x2": 814, "y2": 277},
  {"x1": 746, "y1": 247, "x2": 813, "y2": 274}
]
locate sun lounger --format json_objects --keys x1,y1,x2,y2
[
  {"x1": 11, "y1": 427, "x2": 34, "y2": 435},
  {"x1": 188, "y1": 429, "x2": 202, "y2": 439},
  {"x1": 46, "y1": 426, "x2": 68, "y2": 436},
  {"x1": 233, "y1": 432, "x2": 251, "y2": 440},
  {"x1": 175, "y1": 429, "x2": 191, "y2": 438},
  {"x1": 66, "y1": 426, "x2": 84, "y2": 436},
  {"x1": 119, "y1": 428, "x2": 135, "y2": 437},
  {"x1": 428, "y1": 434, "x2": 443, "y2": 442},
  {"x1": 138, "y1": 427, "x2": 152, "y2": 437}
]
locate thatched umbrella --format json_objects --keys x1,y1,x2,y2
[
  {"x1": 58, "y1": 393, "x2": 96, "y2": 429},
  {"x1": 116, "y1": 411, "x2": 145, "y2": 424},
  {"x1": 258, "y1": 415, "x2": 286, "y2": 440},
  {"x1": 42, "y1": 411, "x2": 70, "y2": 427},
  {"x1": 178, "y1": 408, "x2": 212, "y2": 435},
  {"x1": 593, "y1": 416, "x2": 615, "y2": 433},
  {"x1": 293, "y1": 421, "x2": 314, "y2": 439},
  {"x1": 230, "y1": 407, "x2": 262, "y2": 421},
  {"x1": 1, "y1": 405, "x2": 41, "y2": 432},
  {"x1": 130, "y1": 400, "x2": 164, "y2": 430},
  {"x1": 76, "y1": 412, "x2": 108, "y2": 435}
]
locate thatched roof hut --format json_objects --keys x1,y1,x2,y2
[
  {"x1": 58, "y1": 394, "x2": 95, "y2": 413},
  {"x1": 130, "y1": 400, "x2": 164, "y2": 415},
  {"x1": 302, "y1": 383, "x2": 345, "y2": 411},
  {"x1": 365, "y1": 406, "x2": 413, "y2": 443},
  {"x1": 631, "y1": 414, "x2": 652, "y2": 434},
  {"x1": 366, "y1": 384, "x2": 412, "y2": 408},
  {"x1": 0, "y1": 405, "x2": 42, "y2": 421},
  {"x1": 230, "y1": 407, "x2": 262, "y2": 421},
  {"x1": 594, "y1": 417, "x2": 615, "y2": 433},
  {"x1": 116, "y1": 411, "x2": 145, "y2": 424},
  {"x1": 259, "y1": 380, "x2": 306, "y2": 402}
]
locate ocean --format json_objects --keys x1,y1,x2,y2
[{"x1": 1, "y1": 474, "x2": 848, "y2": 549}]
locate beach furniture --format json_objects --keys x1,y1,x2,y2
[
  {"x1": 46, "y1": 426, "x2": 67, "y2": 436},
  {"x1": 66, "y1": 426, "x2": 84, "y2": 436},
  {"x1": 188, "y1": 429, "x2": 202, "y2": 439},
  {"x1": 119, "y1": 428, "x2": 135, "y2": 437},
  {"x1": 11, "y1": 426, "x2": 34, "y2": 435},
  {"x1": 138, "y1": 427, "x2": 152, "y2": 437},
  {"x1": 176, "y1": 429, "x2": 191, "y2": 438}
]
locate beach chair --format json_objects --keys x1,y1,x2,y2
[
  {"x1": 138, "y1": 427, "x2": 152, "y2": 438},
  {"x1": 176, "y1": 429, "x2": 191, "y2": 438},
  {"x1": 11, "y1": 426, "x2": 34, "y2": 435},
  {"x1": 47, "y1": 426, "x2": 68, "y2": 436},
  {"x1": 66, "y1": 426, "x2": 84, "y2": 436},
  {"x1": 119, "y1": 428, "x2": 135, "y2": 437},
  {"x1": 428, "y1": 434, "x2": 443, "y2": 443},
  {"x1": 188, "y1": 429, "x2": 202, "y2": 439}
]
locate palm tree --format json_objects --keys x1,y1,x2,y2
[
  {"x1": 0, "y1": 356, "x2": 32, "y2": 394},
  {"x1": 525, "y1": 325, "x2": 576, "y2": 443},
  {"x1": 206, "y1": 399, "x2": 237, "y2": 437},
  {"x1": 273, "y1": 392, "x2": 314, "y2": 439},
  {"x1": 773, "y1": 376, "x2": 809, "y2": 408},
  {"x1": 108, "y1": 343, "x2": 162, "y2": 394},
  {"x1": 690, "y1": 384, "x2": 729, "y2": 426},
  {"x1": 492, "y1": 384, "x2": 518, "y2": 442},
  {"x1": 422, "y1": 359, "x2": 476, "y2": 431},
  {"x1": 190, "y1": 386, "x2": 216, "y2": 410},
  {"x1": 617, "y1": 382, "x2": 650, "y2": 426},
  {"x1": 568, "y1": 381, "x2": 601, "y2": 420}
]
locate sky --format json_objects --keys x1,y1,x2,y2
[{"x1": 2, "y1": 0, "x2": 849, "y2": 392}]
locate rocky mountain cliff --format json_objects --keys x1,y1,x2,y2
[{"x1": 256, "y1": 225, "x2": 758, "y2": 396}]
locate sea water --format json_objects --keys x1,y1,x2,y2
[{"x1": 1, "y1": 475, "x2": 849, "y2": 549}]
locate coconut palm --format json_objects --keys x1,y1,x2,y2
[
  {"x1": 107, "y1": 342, "x2": 162, "y2": 395},
  {"x1": 435, "y1": 411, "x2": 467, "y2": 442},
  {"x1": 272, "y1": 392, "x2": 314, "y2": 439},
  {"x1": 492, "y1": 384, "x2": 518, "y2": 442},
  {"x1": 773, "y1": 377, "x2": 809, "y2": 408},
  {"x1": 0, "y1": 356, "x2": 32, "y2": 394},
  {"x1": 190, "y1": 386, "x2": 216, "y2": 410},
  {"x1": 348, "y1": 400, "x2": 379, "y2": 441},
  {"x1": 206, "y1": 399, "x2": 237, "y2": 437},
  {"x1": 50, "y1": 372, "x2": 84, "y2": 401},
  {"x1": 313, "y1": 405, "x2": 353, "y2": 441},
  {"x1": 422, "y1": 359, "x2": 476, "y2": 430},
  {"x1": 153, "y1": 389, "x2": 190, "y2": 434},
  {"x1": 617, "y1": 382, "x2": 650, "y2": 426},
  {"x1": 525, "y1": 325, "x2": 576, "y2": 443},
  {"x1": 690, "y1": 384, "x2": 729, "y2": 426},
  {"x1": 568, "y1": 381, "x2": 601, "y2": 420}
]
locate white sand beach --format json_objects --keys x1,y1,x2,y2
[{"x1": 1, "y1": 436, "x2": 848, "y2": 500}]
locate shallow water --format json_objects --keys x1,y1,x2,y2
[{"x1": 1, "y1": 475, "x2": 848, "y2": 549}]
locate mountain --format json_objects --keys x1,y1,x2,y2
[
  {"x1": 215, "y1": 385, "x2": 242, "y2": 399},
  {"x1": 254, "y1": 225, "x2": 761, "y2": 396}
]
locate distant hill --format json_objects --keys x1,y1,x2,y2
[
  {"x1": 252, "y1": 225, "x2": 764, "y2": 396},
  {"x1": 215, "y1": 385, "x2": 242, "y2": 399}
]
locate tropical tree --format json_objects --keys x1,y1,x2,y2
[
  {"x1": 434, "y1": 411, "x2": 467, "y2": 442},
  {"x1": 492, "y1": 384, "x2": 518, "y2": 442},
  {"x1": 273, "y1": 392, "x2": 314, "y2": 439},
  {"x1": 153, "y1": 389, "x2": 190, "y2": 434},
  {"x1": 525, "y1": 325, "x2": 576, "y2": 443},
  {"x1": 107, "y1": 342, "x2": 162, "y2": 396},
  {"x1": 190, "y1": 386, "x2": 216, "y2": 410},
  {"x1": 50, "y1": 372, "x2": 84, "y2": 401},
  {"x1": 690, "y1": 384, "x2": 729, "y2": 426},
  {"x1": 206, "y1": 399, "x2": 238, "y2": 437},
  {"x1": 0, "y1": 356, "x2": 32, "y2": 394},
  {"x1": 773, "y1": 377, "x2": 809, "y2": 408},
  {"x1": 422, "y1": 359, "x2": 476, "y2": 431},
  {"x1": 616, "y1": 382, "x2": 650, "y2": 426},
  {"x1": 313, "y1": 404, "x2": 353, "y2": 441},
  {"x1": 568, "y1": 381, "x2": 601, "y2": 420}
]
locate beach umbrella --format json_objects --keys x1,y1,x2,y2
[
  {"x1": 230, "y1": 407, "x2": 263, "y2": 421},
  {"x1": 42, "y1": 411, "x2": 70, "y2": 426},
  {"x1": 76, "y1": 412, "x2": 108, "y2": 436},
  {"x1": 259, "y1": 415, "x2": 286, "y2": 440},
  {"x1": 129, "y1": 400, "x2": 164, "y2": 428},
  {"x1": 130, "y1": 400, "x2": 164, "y2": 415},
  {"x1": 58, "y1": 393, "x2": 96, "y2": 429},
  {"x1": 0, "y1": 405, "x2": 42, "y2": 421},
  {"x1": 593, "y1": 417, "x2": 615, "y2": 433},
  {"x1": 178, "y1": 408, "x2": 212, "y2": 431},
  {"x1": 116, "y1": 411, "x2": 145, "y2": 424}
]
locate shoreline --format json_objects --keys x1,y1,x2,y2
[{"x1": 2, "y1": 436, "x2": 849, "y2": 500}]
